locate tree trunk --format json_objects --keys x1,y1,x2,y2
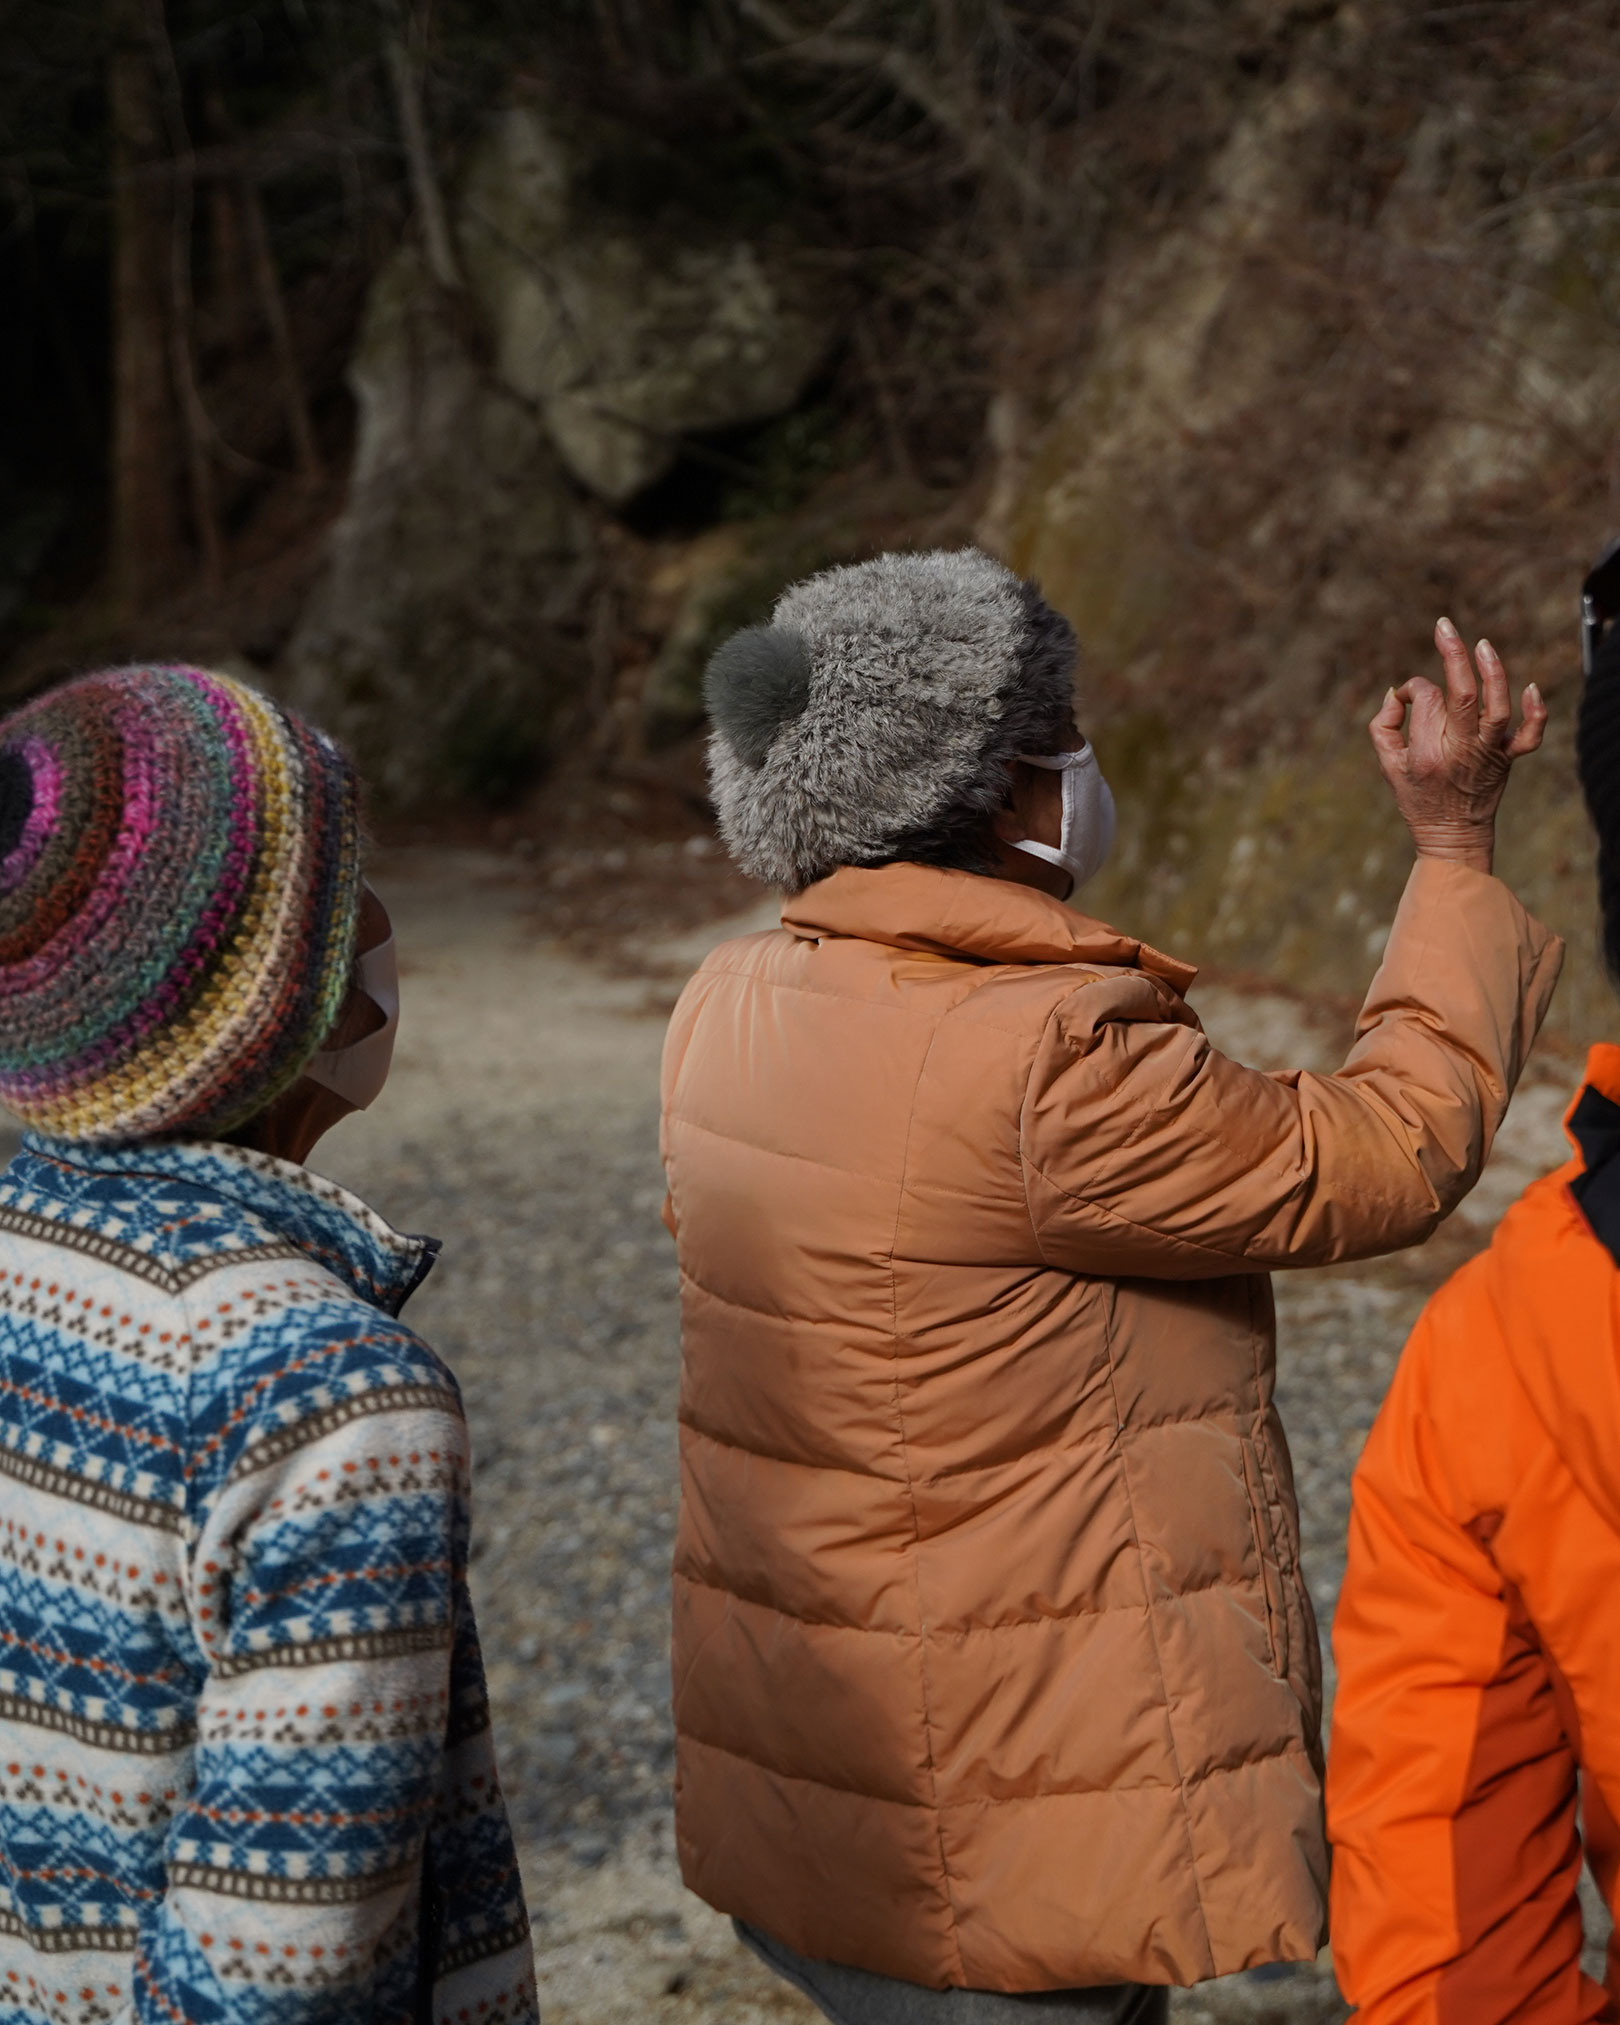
[
  {"x1": 204, "y1": 86, "x2": 250, "y2": 348},
  {"x1": 242, "y1": 179, "x2": 323, "y2": 484},
  {"x1": 108, "y1": 0, "x2": 184, "y2": 609},
  {"x1": 146, "y1": 0, "x2": 222, "y2": 588}
]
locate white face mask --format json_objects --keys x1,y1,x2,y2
[
  {"x1": 304, "y1": 933, "x2": 399, "y2": 1111},
  {"x1": 1010, "y1": 743, "x2": 1116, "y2": 896}
]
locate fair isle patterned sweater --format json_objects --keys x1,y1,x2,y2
[{"x1": 0, "y1": 1135, "x2": 537, "y2": 2024}]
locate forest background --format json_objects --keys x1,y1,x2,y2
[{"x1": 6, "y1": 0, "x2": 1620, "y2": 1015}]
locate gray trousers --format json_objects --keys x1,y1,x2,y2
[{"x1": 736, "y1": 1922, "x2": 1171, "y2": 2025}]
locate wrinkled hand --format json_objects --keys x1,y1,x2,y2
[{"x1": 1368, "y1": 618, "x2": 1546, "y2": 874}]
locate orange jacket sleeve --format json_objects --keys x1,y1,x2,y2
[
  {"x1": 1327, "y1": 1266, "x2": 1608, "y2": 2024},
  {"x1": 1023, "y1": 858, "x2": 1561, "y2": 1277}
]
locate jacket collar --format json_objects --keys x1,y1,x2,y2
[
  {"x1": 1488, "y1": 1044, "x2": 1620, "y2": 1541},
  {"x1": 1564, "y1": 1043, "x2": 1620, "y2": 1265},
  {"x1": 781, "y1": 862, "x2": 1198, "y2": 993},
  {"x1": 18, "y1": 1134, "x2": 438, "y2": 1317},
  {"x1": 1570, "y1": 1042, "x2": 1620, "y2": 1136}
]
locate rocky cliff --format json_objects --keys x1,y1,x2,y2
[
  {"x1": 283, "y1": 9, "x2": 1620, "y2": 1039},
  {"x1": 987, "y1": 10, "x2": 1619, "y2": 1040},
  {"x1": 285, "y1": 99, "x2": 838, "y2": 807}
]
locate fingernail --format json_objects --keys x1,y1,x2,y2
[
  {"x1": 1477, "y1": 637, "x2": 1494, "y2": 658},
  {"x1": 1527, "y1": 681, "x2": 1542, "y2": 702},
  {"x1": 1437, "y1": 616, "x2": 1458, "y2": 638}
]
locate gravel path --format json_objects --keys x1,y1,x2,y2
[{"x1": 311, "y1": 850, "x2": 1582, "y2": 2023}]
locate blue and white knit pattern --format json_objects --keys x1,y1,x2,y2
[{"x1": 0, "y1": 1135, "x2": 537, "y2": 2024}]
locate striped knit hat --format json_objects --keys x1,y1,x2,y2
[{"x1": 0, "y1": 664, "x2": 363, "y2": 1142}]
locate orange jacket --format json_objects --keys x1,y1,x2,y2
[
  {"x1": 1329, "y1": 1045, "x2": 1620, "y2": 2023},
  {"x1": 661, "y1": 857, "x2": 1559, "y2": 1992}
]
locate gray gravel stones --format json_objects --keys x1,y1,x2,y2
[
  {"x1": 331, "y1": 1092, "x2": 681, "y2": 1861},
  {"x1": 1272, "y1": 1275, "x2": 1420, "y2": 1709}
]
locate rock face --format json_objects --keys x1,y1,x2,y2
[
  {"x1": 984, "y1": 21, "x2": 1620, "y2": 1039},
  {"x1": 284, "y1": 104, "x2": 836, "y2": 807},
  {"x1": 285, "y1": 249, "x2": 594, "y2": 807},
  {"x1": 459, "y1": 107, "x2": 836, "y2": 505}
]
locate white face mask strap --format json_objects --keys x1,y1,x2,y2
[
  {"x1": 1009, "y1": 742, "x2": 1116, "y2": 894},
  {"x1": 1008, "y1": 838, "x2": 1069, "y2": 871},
  {"x1": 304, "y1": 933, "x2": 400, "y2": 1111}
]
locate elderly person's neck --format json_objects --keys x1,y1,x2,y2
[{"x1": 987, "y1": 829, "x2": 1072, "y2": 899}]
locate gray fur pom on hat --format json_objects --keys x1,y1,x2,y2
[{"x1": 704, "y1": 547, "x2": 1077, "y2": 891}]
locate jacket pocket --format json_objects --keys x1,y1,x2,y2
[{"x1": 1239, "y1": 1437, "x2": 1290, "y2": 1682}]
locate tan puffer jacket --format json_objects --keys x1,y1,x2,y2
[{"x1": 660, "y1": 857, "x2": 1561, "y2": 1993}]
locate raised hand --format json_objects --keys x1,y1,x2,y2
[{"x1": 1368, "y1": 617, "x2": 1546, "y2": 874}]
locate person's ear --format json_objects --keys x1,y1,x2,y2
[
  {"x1": 992, "y1": 759, "x2": 1040, "y2": 845},
  {"x1": 992, "y1": 799, "x2": 1026, "y2": 844},
  {"x1": 357, "y1": 886, "x2": 391, "y2": 953},
  {"x1": 325, "y1": 977, "x2": 387, "y2": 1050}
]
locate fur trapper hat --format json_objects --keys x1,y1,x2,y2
[{"x1": 704, "y1": 547, "x2": 1077, "y2": 890}]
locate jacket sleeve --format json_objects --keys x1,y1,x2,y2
[
  {"x1": 1022, "y1": 857, "x2": 1562, "y2": 1277},
  {"x1": 1326, "y1": 1279, "x2": 1606, "y2": 2024},
  {"x1": 134, "y1": 1305, "x2": 537, "y2": 2025}
]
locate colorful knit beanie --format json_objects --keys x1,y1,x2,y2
[{"x1": 0, "y1": 664, "x2": 363, "y2": 1142}]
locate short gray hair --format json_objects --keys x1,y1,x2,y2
[{"x1": 704, "y1": 548, "x2": 1077, "y2": 891}]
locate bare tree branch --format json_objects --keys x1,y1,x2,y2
[{"x1": 731, "y1": 0, "x2": 1049, "y2": 207}]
